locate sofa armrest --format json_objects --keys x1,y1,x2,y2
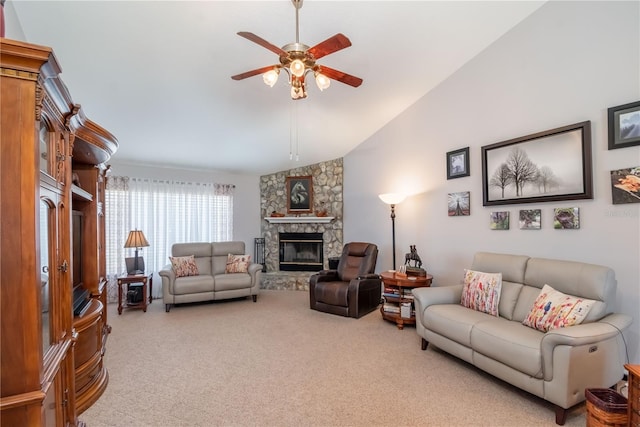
[
  {"x1": 540, "y1": 313, "x2": 632, "y2": 381},
  {"x1": 248, "y1": 263, "x2": 262, "y2": 275},
  {"x1": 356, "y1": 273, "x2": 381, "y2": 280},
  {"x1": 311, "y1": 270, "x2": 339, "y2": 283},
  {"x1": 247, "y1": 263, "x2": 262, "y2": 288},
  {"x1": 413, "y1": 284, "x2": 463, "y2": 311},
  {"x1": 159, "y1": 264, "x2": 176, "y2": 293}
]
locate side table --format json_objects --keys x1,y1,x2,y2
[
  {"x1": 380, "y1": 271, "x2": 432, "y2": 329},
  {"x1": 117, "y1": 272, "x2": 153, "y2": 314}
]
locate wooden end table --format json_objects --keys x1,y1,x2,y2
[
  {"x1": 380, "y1": 271, "x2": 432, "y2": 330},
  {"x1": 116, "y1": 272, "x2": 153, "y2": 314}
]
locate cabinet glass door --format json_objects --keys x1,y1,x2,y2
[
  {"x1": 39, "y1": 121, "x2": 50, "y2": 174},
  {"x1": 40, "y1": 196, "x2": 56, "y2": 354}
]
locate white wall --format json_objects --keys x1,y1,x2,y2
[
  {"x1": 344, "y1": 1, "x2": 640, "y2": 363},
  {"x1": 108, "y1": 161, "x2": 261, "y2": 253},
  {"x1": 3, "y1": 1, "x2": 24, "y2": 40}
]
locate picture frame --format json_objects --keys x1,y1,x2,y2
[
  {"x1": 610, "y1": 166, "x2": 640, "y2": 204},
  {"x1": 490, "y1": 211, "x2": 509, "y2": 230},
  {"x1": 519, "y1": 209, "x2": 541, "y2": 230},
  {"x1": 446, "y1": 147, "x2": 470, "y2": 179},
  {"x1": 286, "y1": 175, "x2": 313, "y2": 213},
  {"x1": 481, "y1": 121, "x2": 592, "y2": 206},
  {"x1": 553, "y1": 207, "x2": 580, "y2": 229},
  {"x1": 608, "y1": 101, "x2": 640, "y2": 150},
  {"x1": 447, "y1": 191, "x2": 470, "y2": 216}
]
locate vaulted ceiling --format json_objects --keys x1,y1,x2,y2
[{"x1": 10, "y1": 1, "x2": 545, "y2": 175}]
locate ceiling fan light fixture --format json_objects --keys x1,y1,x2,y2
[
  {"x1": 232, "y1": 1, "x2": 362, "y2": 99},
  {"x1": 315, "y1": 72, "x2": 330, "y2": 91},
  {"x1": 262, "y1": 68, "x2": 280, "y2": 87},
  {"x1": 290, "y1": 59, "x2": 305, "y2": 77}
]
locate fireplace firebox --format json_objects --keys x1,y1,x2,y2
[{"x1": 279, "y1": 232, "x2": 323, "y2": 271}]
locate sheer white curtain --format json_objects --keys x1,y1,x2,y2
[{"x1": 105, "y1": 176, "x2": 234, "y2": 301}]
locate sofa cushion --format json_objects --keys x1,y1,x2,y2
[
  {"x1": 522, "y1": 284, "x2": 595, "y2": 332},
  {"x1": 498, "y1": 281, "x2": 523, "y2": 321},
  {"x1": 212, "y1": 241, "x2": 246, "y2": 275},
  {"x1": 461, "y1": 269, "x2": 502, "y2": 316},
  {"x1": 172, "y1": 242, "x2": 213, "y2": 275},
  {"x1": 170, "y1": 255, "x2": 199, "y2": 277},
  {"x1": 225, "y1": 254, "x2": 251, "y2": 273},
  {"x1": 523, "y1": 257, "x2": 614, "y2": 322},
  {"x1": 214, "y1": 273, "x2": 252, "y2": 291},
  {"x1": 424, "y1": 304, "x2": 492, "y2": 347},
  {"x1": 173, "y1": 275, "x2": 214, "y2": 295},
  {"x1": 470, "y1": 252, "x2": 529, "y2": 321},
  {"x1": 471, "y1": 318, "x2": 543, "y2": 378}
]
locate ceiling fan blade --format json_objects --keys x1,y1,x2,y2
[
  {"x1": 231, "y1": 65, "x2": 279, "y2": 81},
  {"x1": 317, "y1": 66, "x2": 363, "y2": 88},
  {"x1": 237, "y1": 32, "x2": 287, "y2": 56},
  {"x1": 307, "y1": 33, "x2": 352, "y2": 60}
]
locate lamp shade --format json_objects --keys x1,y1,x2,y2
[
  {"x1": 378, "y1": 193, "x2": 406, "y2": 205},
  {"x1": 124, "y1": 230, "x2": 150, "y2": 249}
]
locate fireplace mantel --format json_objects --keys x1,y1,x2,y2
[{"x1": 264, "y1": 216, "x2": 335, "y2": 224}]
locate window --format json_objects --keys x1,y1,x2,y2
[{"x1": 105, "y1": 177, "x2": 234, "y2": 299}]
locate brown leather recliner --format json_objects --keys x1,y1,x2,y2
[{"x1": 309, "y1": 242, "x2": 381, "y2": 318}]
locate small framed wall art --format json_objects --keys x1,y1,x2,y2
[
  {"x1": 490, "y1": 211, "x2": 510, "y2": 230},
  {"x1": 286, "y1": 175, "x2": 313, "y2": 213},
  {"x1": 608, "y1": 101, "x2": 640, "y2": 150},
  {"x1": 553, "y1": 207, "x2": 580, "y2": 229},
  {"x1": 446, "y1": 147, "x2": 470, "y2": 179},
  {"x1": 610, "y1": 166, "x2": 640, "y2": 204},
  {"x1": 519, "y1": 209, "x2": 541, "y2": 229},
  {"x1": 448, "y1": 191, "x2": 470, "y2": 216}
]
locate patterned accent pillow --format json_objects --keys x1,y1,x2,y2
[
  {"x1": 225, "y1": 254, "x2": 251, "y2": 274},
  {"x1": 460, "y1": 269, "x2": 502, "y2": 317},
  {"x1": 523, "y1": 284, "x2": 595, "y2": 332},
  {"x1": 169, "y1": 255, "x2": 199, "y2": 278}
]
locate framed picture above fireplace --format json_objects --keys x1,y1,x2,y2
[{"x1": 286, "y1": 175, "x2": 313, "y2": 213}]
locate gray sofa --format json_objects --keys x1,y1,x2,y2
[
  {"x1": 413, "y1": 252, "x2": 632, "y2": 425},
  {"x1": 159, "y1": 241, "x2": 261, "y2": 312}
]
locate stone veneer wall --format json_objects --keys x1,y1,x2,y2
[{"x1": 260, "y1": 158, "x2": 343, "y2": 289}]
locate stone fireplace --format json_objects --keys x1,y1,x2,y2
[{"x1": 259, "y1": 158, "x2": 343, "y2": 290}]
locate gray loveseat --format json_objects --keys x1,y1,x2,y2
[
  {"x1": 413, "y1": 252, "x2": 632, "y2": 425},
  {"x1": 159, "y1": 241, "x2": 261, "y2": 312}
]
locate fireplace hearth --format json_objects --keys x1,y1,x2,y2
[{"x1": 279, "y1": 232, "x2": 323, "y2": 271}]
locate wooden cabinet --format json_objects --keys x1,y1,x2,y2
[
  {"x1": 627, "y1": 364, "x2": 640, "y2": 427},
  {"x1": 1, "y1": 38, "x2": 117, "y2": 425}
]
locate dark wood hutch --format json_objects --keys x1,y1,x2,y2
[{"x1": 1, "y1": 38, "x2": 117, "y2": 425}]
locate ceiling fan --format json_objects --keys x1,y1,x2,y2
[{"x1": 231, "y1": 0, "x2": 363, "y2": 100}]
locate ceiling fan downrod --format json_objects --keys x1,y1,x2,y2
[{"x1": 293, "y1": 0, "x2": 302, "y2": 43}]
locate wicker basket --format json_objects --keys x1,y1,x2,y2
[{"x1": 585, "y1": 388, "x2": 628, "y2": 427}]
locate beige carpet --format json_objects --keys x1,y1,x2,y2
[{"x1": 80, "y1": 290, "x2": 587, "y2": 427}]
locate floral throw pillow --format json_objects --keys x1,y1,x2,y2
[
  {"x1": 460, "y1": 269, "x2": 502, "y2": 317},
  {"x1": 169, "y1": 255, "x2": 199, "y2": 278},
  {"x1": 225, "y1": 254, "x2": 251, "y2": 274},
  {"x1": 523, "y1": 284, "x2": 595, "y2": 332}
]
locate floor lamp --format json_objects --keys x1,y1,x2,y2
[
  {"x1": 378, "y1": 193, "x2": 406, "y2": 270},
  {"x1": 124, "y1": 229, "x2": 150, "y2": 274}
]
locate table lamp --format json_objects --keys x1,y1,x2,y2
[{"x1": 124, "y1": 229, "x2": 150, "y2": 274}]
